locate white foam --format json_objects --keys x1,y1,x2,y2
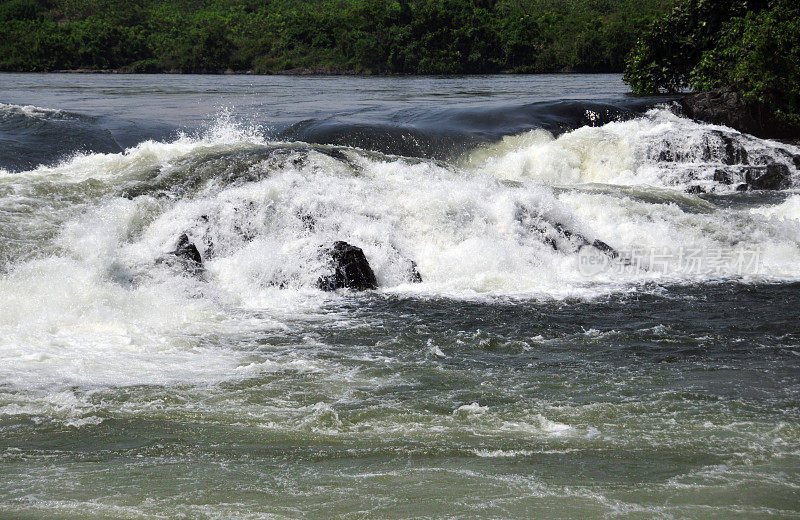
[
  {"x1": 751, "y1": 194, "x2": 800, "y2": 221},
  {"x1": 464, "y1": 108, "x2": 799, "y2": 191},
  {"x1": 473, "y1": 449, "x2": 537, "y2": 458},
  {"x1": 0, "y1": 256, "x2": 243, "y2": 388},
  {"x1": 0, "y1": 102, "x2": 65, "y2": 119},
  {"x1": 455, "y1": 402, "x2": 489, "y2": 415},
  {"x1": 123, "y1": 147, "x2": 623, "y2": 299}
]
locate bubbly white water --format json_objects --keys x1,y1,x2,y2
[
  {"x1": 0, "y1": 101, "x2": 65, "y2": 120},
  {"x1": 466, "y1": 108, "x2": 800, "y2": 191}
]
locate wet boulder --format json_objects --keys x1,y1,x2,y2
[
  {"x1": 408, "y1": 260, "x2": 423, "y2": 283},
  {"x1": 713, "y1": 169, "x2": 734, "y2": 185},
  {"x1": 713, "y1": 163, "x2": 792, "y2": 190},
  {"x1": 554, "y1": 223, "x2": 619, "y2": 259},
  {"x1": 317, "y1": 241, "x2": 378, "y2": 291},
  {"x1": 680, "y1": 87, "x2": 800, "y2": 140},
  {"x1": 679, "y1": 88, "x2": 764, "y2": 138},
  {"x1": 171, "y1": 233, "x2": 203, "y2": 273},
  {"x1": 718, "y1": 132, "x2": 749, "y2": 165},
  {"x1": 745, "y1": 163, "x2": 792, "y2": 190},
  {"x1": 589, "y1": 239, "x2": 618, "y2": 259},
  {"x1": 514, "y1": 205, "x2": 621, "y2": 259}
]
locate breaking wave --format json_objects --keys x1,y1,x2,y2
[{"x1": 0, "y1": 102, "x2": 122, "y2": 172}]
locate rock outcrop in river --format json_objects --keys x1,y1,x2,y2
[
  {"x1": 317, "y1": 241, "x2": 378, "y2": 291},
  {"x1": 680, "y1": 88, "x2": 799, "y2": 141}
]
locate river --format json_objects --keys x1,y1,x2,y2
[{"x1": 1, "y1": 73, "x2": 799, "y2": 519}]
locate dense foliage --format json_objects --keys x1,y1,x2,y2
[
  {"x1": 0, "y1": 0, "x2": 673, "y2": 74},
  {"x1": 624, "y1": 0, "x2": 800, "y2": 127}
]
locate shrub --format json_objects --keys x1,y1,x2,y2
[{"x1": 624, "y1": 0, "x2": 799, "y2": 128}]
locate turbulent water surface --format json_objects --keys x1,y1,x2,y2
[{"x1": 1, "y1": 73, "x2": 799, "y2": 519}]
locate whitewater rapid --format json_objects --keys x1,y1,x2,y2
[
  {"x1": 3, "y1": 105, "x2": 800, "y2": 290},
  {"x1": 1, "y1": 102, "x2": 800, "y2": 401}
]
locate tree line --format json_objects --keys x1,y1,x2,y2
[
  {"x1": 624, "y1": 0, "x2": 799, "y2": 131},
  {"x1": 0, "y1": 0, "x2": 674, "y2": 74}
]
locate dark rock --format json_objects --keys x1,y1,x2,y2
[
  {"x1": 555, "y1": 223, "x2": 620, "y2": 260},
  {"x1": 680, "y1": 88, "x2": 799, "y2": 140},
  {"x1": 317, "y1": 241, "x2": 378, "y2": 291},
  {"x1": 656, "y1": 144, "x2": 674, "y2": 162},
  {"x1": 680, "y1": 89, "x2": 755, "y2": 134},
  {"x1": 553, "y1": 222, "x2": 578, "y2": 243},
  {"x1": 745, "y1": 163, "x2": 792, "y2": 190},
  {"x1": 686, "y1": 185, "x2": 706, "y2": 194},
  {"x1": 408, "y1": 260, "x2": 423, "y2": 283},
  {"x1": 299, "y1": 213, "x2": 316, "y2": 232},
  {"x1": 590, "y1": 239, "x2": 619, "y2": 259},
  {"x1": 174, "y1": 234, "x2": 202, "y2": 263},
  {"x1": 713, "y1": 169, "x2": 734, "y2": 185},
  {"x1": 532, "y1": 221, "x2": 559, "y2": 251},
  {"x1": 653, "y1": 131, "x2": 747, "y2": 166},
  {"x1": 197, "y1": 215, "x2": 215, "y2": 258},
  {"x1": 513, "y1": 205, "x2": 620, "y2": 260},
  {"x1": 167, "y1": 233, "x2": 203, "y2": 274},
  {"x1": 513, "y1": 206, "x2": 558, "y2": 250},
  {"x1": 713, "y1": 163, "x2": 792, "y2": 190},
  {"x1": 718, "y1": 132, "x2": 748, "y2": 165},
  {"x1": 736, "y1": 183, "x2": 750, "y2": 192}
]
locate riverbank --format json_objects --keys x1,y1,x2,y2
[
  {"x1": 49, "y1": 66, "x2": 584, "y2": 76},
  {"x1": 52, "y1": 66, "x2": 369, "y2": 75}
]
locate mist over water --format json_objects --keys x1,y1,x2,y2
[{"x1": 1, "y1": 74, "x2": 799, "y2": 520}]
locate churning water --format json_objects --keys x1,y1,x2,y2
[{"x1": 0, "y1": 74, "x2": 799, "y2": 519}]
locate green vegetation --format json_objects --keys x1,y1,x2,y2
[
  {"x1": 624, "y1": 0, "x2": 800, "y2": 128},
  {"x1": 0, "y1": 0, "x2": 674, "y2": 74}
]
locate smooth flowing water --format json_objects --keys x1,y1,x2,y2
[{"x1": 0, "y1": 73, "x2": 799, "y2": 519}]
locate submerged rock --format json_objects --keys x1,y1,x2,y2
[
  {"x1": 554, "y1": 223, "x2": 619, "y2": 259},
  {"x1": 649, "y1": 124, "x2": 794, "y2": 191},
  {"x1": 171, "y1": 233, "x2": 203, "y2": 273},
  {"x1": 514, "y1": 205, "x2": 621, "y2": 260},
  {"x1": 718, "y1": 132, "x2": 749, "y2": 165},
  {"x1": 317, "y1": 241, "x2": 378, "y2": 291},
  {"x1": 713, "y1": 169, "x2": 733, "y2": 185},
  {"x1": 653, "y1": 130, "x2": 748, "y2": 166},
  {"x1": 745, "y1": 163, "x2": 792, "y2": 190},
  {"x1": 589, "y1": 238, "x2": 618, "y2": 258},
  {"x1": 712, "y1": 163, "x2": 792, "y2": 191},
  {"x1": 408, "y1": 260, "x2": 423, "y2": 283}
]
